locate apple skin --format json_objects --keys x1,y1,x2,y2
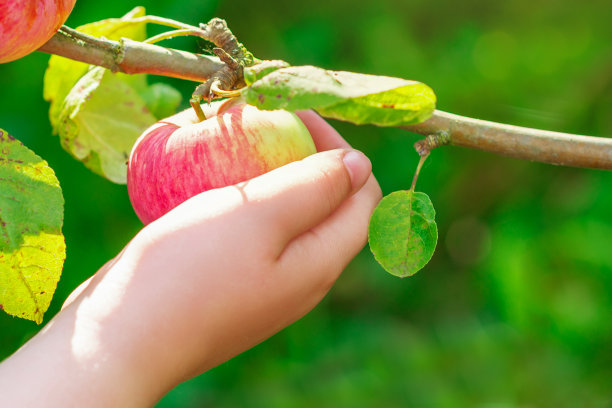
[
  {"x1": 127, "y1": 102, "x2": 317, "y2": 225},
  {"x1": 0, "y1": 0, "x2": 77, "y2": 63}
]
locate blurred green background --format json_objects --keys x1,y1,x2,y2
[{"x1": 1, "y1": 0, "x2": 611, "y2": 406}]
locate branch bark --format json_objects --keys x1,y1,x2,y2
[
  {"x1": 37, "y1": 26, "x2": 612, "y2": 171},
  {"x1": 37, "y1": 26, "x2": 224, "y2": 82},
  {"x1": 404, "y1": 111, "x2": 612, "y2": 170}
]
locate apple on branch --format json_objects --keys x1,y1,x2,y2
[
  {"x1": 127, "y1": 100, "x2": 317, "y2": 224},
  {"x1": 0, "y1": 0, "x2": 76, "y2": 63}
]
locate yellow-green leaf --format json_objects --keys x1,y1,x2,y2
[
  {"x1": 43, "y1": 7, "x2": 148, "y2": 132},
  {"x1": 0, "y1": 129, "x2": 65, "y2": 324},
  {"x1": 59, "y1": 67, "x2": 157, "y2": 184},
  {"x1": 43, "y1": 6, "x2": 181, "y2": 183}
]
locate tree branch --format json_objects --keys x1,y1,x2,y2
[
  {"x1": 404, "y1": 110, "x2": 612, "y2": 170},
  {"x1": 37, "y1": 26, "x2": 224, "y2": 82},
  {"x1": 37, "y1": 25, "x2": 612, "y2": 171}
]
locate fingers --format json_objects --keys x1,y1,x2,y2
[
  {"x1": 296, "y1": 110, "x2": 351, "y2": 151},
  {"x1": 149, "y1": 108, "x2": 373, "y2": 261},
  {"x1": 236, "y1": 148, "x2": 372, "y2": 251},
  {"x1": 276, "y1": 173, "x2": 381, "y2": 292},
  {"x1": 153, "y1": 110, "x2": 370, "y2": 255}
]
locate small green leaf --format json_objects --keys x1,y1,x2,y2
[
  {"x1": 58, "y1": 67, "x2": 157, "y2": 184},
  {"x1": 243, "y1": 65, "x2": 436, "y2": 126},
  {"x1": 140, "y1": 83, "x2": 183, "y2": 120},
  {"x1": 0, "y1": 129, "x2": 66, "y2": 324},
  {"x1": 368, "y1": 190, "x2": 437, "y2": 277}
]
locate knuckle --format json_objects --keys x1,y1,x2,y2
[{"x1": 312, "y1": 159, "x2": 351, "y2": 213}]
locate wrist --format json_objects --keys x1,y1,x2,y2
[{"x1": 0, "y1": 298, "x2": 165, "y2": 407}]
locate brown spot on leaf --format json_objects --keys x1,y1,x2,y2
[
  {"x1": 258, "y1": 94, "x2": 266, "y2": 105},
  {"x1": 382, "y1": 104, "x2": 395, "y2": 109},
  {"x1": 0, "y1": 131, "x2": 15, "y2": 142}
]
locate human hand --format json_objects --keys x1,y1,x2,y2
[{"x1": 0, "y1": 106, "x2": 381, "y2": 407}]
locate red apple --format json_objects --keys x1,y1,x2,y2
[
  {"x1": 127, "y1": 102, "x2": 317, "y2": 224},
  {"x1": 0, "y1": 0, "x2": 76, "y2": 63}
]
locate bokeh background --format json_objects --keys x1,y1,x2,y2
[{"x1": 1, "y1": 0, "x2": 611, "y2": 406}]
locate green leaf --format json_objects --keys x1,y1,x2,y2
[
  {"x1": 368, "y1": 190, "x2": 437, "y2": 277},
  {"x1": 58, "y1": 67, "x2": 157, "y2": 184},
  {"x1": 43, "y1": 7, "x2": 149, "y2": 132},
  {"x1": 0, "y1": 129, "x2": 66, "y2": 324},
  {"x1": 243, "y1": 65, "x2": 436, "y2": 126},
  {"x1": 140, "y1": 83, "x2": 183, "y2": 120}
]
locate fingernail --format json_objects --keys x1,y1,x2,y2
[{"x1": 343, "y1": 150, "x2": 372, "y2": 190}]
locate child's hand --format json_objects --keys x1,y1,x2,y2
[{"x1": 0, "y1": 110, "x2": 381, "y2": 407}]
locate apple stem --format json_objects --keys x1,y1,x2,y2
[
  {"x1": 189, "y1": 47, "x2": 247, "y2": 119},
  {"x1": 210, "y1": 83, "x2": 243, "y2": 97},
  {"x1": 190, "y1": 97, "x2": 207, "y2": 122}
]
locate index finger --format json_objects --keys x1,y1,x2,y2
[{"x1": 296, "y1": 110, "x2": 351, "y2": 151}]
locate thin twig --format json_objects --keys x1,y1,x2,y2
[
  {"x1": 128, "y1": 15, "x2": 192, "y2": 30},
  {"x1": 198, "y1": 18, "x2": 257, "y2": 66},
  {"x1": 404, "y1": 110, "x2": 612, "y2": 170},
  {"x1": 144, "y1": 29, "x2": 203, "y2": 44}
]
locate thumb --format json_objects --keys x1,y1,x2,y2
[{"x1": 237, "y1": 148, "x2": 372, "y2": 249}]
